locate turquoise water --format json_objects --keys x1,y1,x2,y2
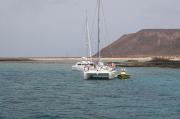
[{"x1": 0, "y1": 63, "x2": 180, "y2": 119}]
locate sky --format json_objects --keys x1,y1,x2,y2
[{"x1": 0, "y1": 0, "x2": 180, "y2": 57}]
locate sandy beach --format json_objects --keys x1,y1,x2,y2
[
  {"x1": 0, "y1": 57, "x2": 180, "y2": 62},
  {"x1": 0, "y1": 57, "x2": 154, "y2": 63}
]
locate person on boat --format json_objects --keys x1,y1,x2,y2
[
  {"x1": 110, "y1": 63, "x2": 116, "y2": 70},
  {"x1": 84, "y1": 65, "x2": 90, "y2": 71}
]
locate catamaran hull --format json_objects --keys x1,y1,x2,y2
[
  {"x1": 83, "y1": 71, "x2": 116, "y2": 80},
  {"x1": 72, "y1": 66, "x2": 84, "y2": 71},
  {"x1": 72, "y1": 60, "x2": 95, "y2": 71}
]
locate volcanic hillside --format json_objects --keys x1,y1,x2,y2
[{"x1": 100, "y1": 29, "x2": 180, "y2": 57}]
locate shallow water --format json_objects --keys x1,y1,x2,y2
[{"x1": 0, "y1": 63, "x2": 180, "y2": 119}]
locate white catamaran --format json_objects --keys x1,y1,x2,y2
[
  {"x1": 72, "y1": 13, "x2": 94, "y2": 71},
  {"x1": 83, "y1": 0, "x2": 116, "y2": 79}
]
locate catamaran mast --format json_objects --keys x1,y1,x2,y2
[
  {"x1": 97, "y1": 0, "x2": 101, "y2": 64},
  {"x1": 85, "y1": 11, "x2": 92, "y2": 60}
]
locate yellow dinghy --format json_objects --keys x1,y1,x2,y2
[{"x1": 117, "y1": 69, "x2": 130, "y2": 79}]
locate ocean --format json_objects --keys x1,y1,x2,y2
[{"x1": 0, "y1": 62, "x2": 180, "y2": 119}]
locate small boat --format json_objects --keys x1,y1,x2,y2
[
  {"x1": 72, "y1": 58, "x2": 95, "y2": 71},
  {"x1": 117, "y1": 69, "x2": 130, "y2": 79},
  {"x1": 72, "y1": 13, "x2": 94, "y2": 71}
]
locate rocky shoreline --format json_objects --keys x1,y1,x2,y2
[{"x1": 115, "y1": 60, "x2": 180, "y2": 68}]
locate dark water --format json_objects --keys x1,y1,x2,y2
[{"x1": 0, "y1": 63, "x2": 180, "y2": 119}]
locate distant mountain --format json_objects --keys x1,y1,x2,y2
[{"x1": 99, "y1": 29, "x2": 180, "y2": 57}]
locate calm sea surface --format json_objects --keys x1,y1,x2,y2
[{"x1": 0, "y1": 62, "x2": 180, "y2": 119}]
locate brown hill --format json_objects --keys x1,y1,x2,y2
[{"x1": 100, "y1": 29, "x2": 180, "y2": 57}]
